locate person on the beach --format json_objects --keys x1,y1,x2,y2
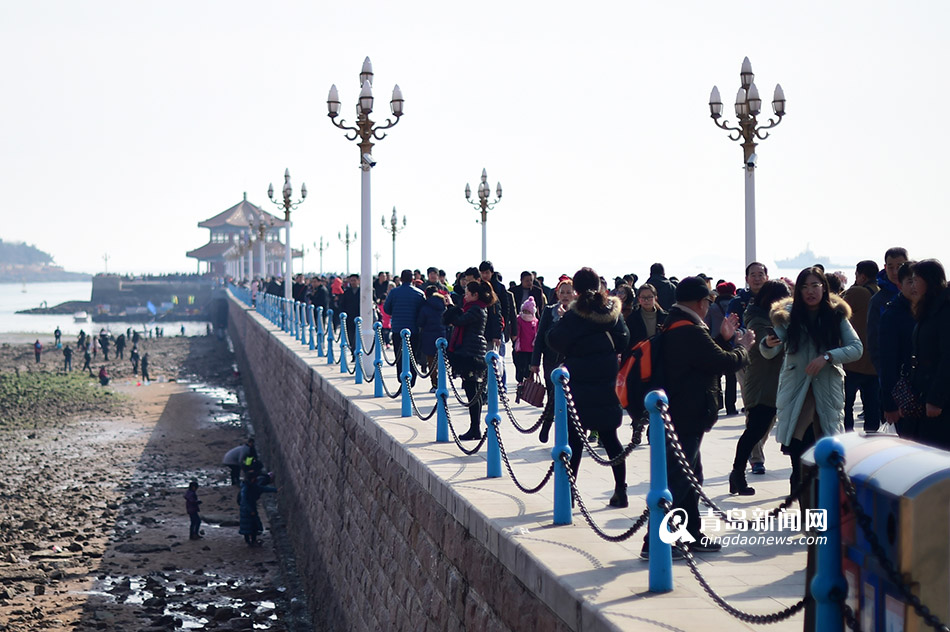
[
  {"x1": 141, "y1": 353, "x2": 150, "y2": 382},
  {"x1": 33, "y1": 339, "x2": 42, "y2": 363},
  {"x1": 222, "y1": 439, "x2": 256, "y2": 486},
  {"x1": 130, "y1": 346, "x2": 140, "y2": 375},
  {"x1": 184, "y1": 480, "x2": 203, "y2": 540},
  {"x1": 238, "y1": 471, "x2": 276, "y2": 547},
  {"x1": 98, "y1": 366, "x2": 110, "y2": 386},
  {"x1": 54, "y1": 327, "x2": 61, "y2": 347},
  {"x1": 63, "y1": 345, "x2": 72, "y2": 372},
  {"x1": 82, "y1": 347, "x2": 92, "y2": 374}
]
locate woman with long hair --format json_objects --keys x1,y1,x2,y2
[
  {"x1": 761, "y1": 267, "x2": 863, "y2": 492},
  {"x1": 443, "y1": 279, "x2": 497, "y2": 441},
  {"x1": 728, "y1": 280, "x2": 790, "y2": 495},
  {"x1": 909, "y1": 259, "x2": 950, "y2": 449},
  {"x1": 547, "y1": 267, "x2": 630, "y2": 507}
]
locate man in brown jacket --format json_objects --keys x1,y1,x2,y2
[{"x1": 842, "y1": 260, "x2": 881, "y2": 432}]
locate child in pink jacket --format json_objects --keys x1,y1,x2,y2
[{"x1": 513, "y1": 296, "x2": 539, "y2": 383}]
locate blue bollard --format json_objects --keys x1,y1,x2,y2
[
  {"x1": 435, "y1": 338, "x2": 449, "y2": 442},
  {"x1": 300, "y1": 302, "x2": 308, "y2": 346},
  {"x1": 354, "y1": 317, "x2": 364, "y2": 384},
  {"x1": 316, "y1": 307, "x2": 324, "y2": 357},
  {"x1": 552, "y1": 366, "x2": 572, "y2": 525},
  {"x1": 294, "y1": 301, "x2": 301, "y2": 339},
  {"x1": 485, "y1": 351, "x2": 502, "y2": 478},
  {"x1": 282, "y1": 298, "x2": 289, "y2": 332},
  {"x1": 646, "y1": 389, "x2": 674, "y2": 593},
  {"x1": 811, "y1": 436, "x2": 846, "y2": 632},
  {"x1": 400, "y1": 329, "x2": 412, "y2": 417},
  {"x1": 373, "y1": 322, "x2": 384, "y2": 397},
  {"x1": 339, "y1": 313, "x2": 349, "y2": 374},
  {"x1": 308, "y1": 305, "x2": 315, "y2": 350},
  {"x1": 326, "y1": 309, "x2": 335, "y2": 365}
]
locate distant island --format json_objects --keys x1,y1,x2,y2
[{"x1": 0, "y1": 239, "x2": 92, "y2": 282}]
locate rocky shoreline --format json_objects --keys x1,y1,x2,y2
[{"x1": 0, "y1": 334, "x2": 313, "y2": 631}]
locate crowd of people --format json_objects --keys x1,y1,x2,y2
[
  {"x1": 37, "y1": 325, "x2": 154, "y2": 384},
  {"x1": 233, "y1": 246, "x2": 949, "y2": 556}
]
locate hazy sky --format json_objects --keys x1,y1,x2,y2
[{"x1": 1, "y1": 1, "x2": 947, "y2": 284}]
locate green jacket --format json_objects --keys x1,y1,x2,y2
[
  {"x1": 761, "y1": 295, "x2": 863, "y2": 445},
  {"x1": 741, "y1": 304, "x2": 783, "y2": 408}
]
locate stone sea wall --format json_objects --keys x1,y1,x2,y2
[{"x1": 227, "y1": 298, "x2": 573, "y2": 631}]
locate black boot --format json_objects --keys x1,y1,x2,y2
[
  {"x1": 538, "y1": 398, "x2": 554, "y2": 443},
  {"x1": 608, "y1": 483, "x2": 628, "y2": 508},
  {"x1": 729, "y1": 468, "x2": 755, "y2": 496},
  {"x1": 458, "y1": 421, "x2": 481, "y2": 441}
]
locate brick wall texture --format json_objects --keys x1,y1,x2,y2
[{"x1": 228, "y1": 300, "x2": 573, "y2": 632}]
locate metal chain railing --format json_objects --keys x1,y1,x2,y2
[
  {"x1": 558, "y1": 452, "x2": 649, "y2": 542},
  {"x1": 442, "y1": 355, "x2": 487, "y2": 408},
  {"x1": 660, "y1": 404, "x2": 815, "y2": 529},
  {"x1": 836, "y1": 461, "x2": 949, "y2": 632},
  {"x1": 442, "y1": 399, "x2": 488, "y2": 455},
  {"x1": 404, "y1": 374, "x2": 439, "y2": 421},
  {"x1": 560, "y1": 375, "x2": 638, "y2": 467},
  {"x1": 378, "y1": 370, "x2": 403, "y2": 399},
  {"x1": 380, "y1": 339, "x2": 397, "y2": 366},
  {"x1": 649, "y1": 498, "x2": 809, "y2": 624},
  {"x1": 488, "y1": 418, "x2": 554, "y2": 494},
  {"x1": 491, "y1": 356, "x2": 545, "y2": 434},
  {"x1": 405, "y1": 338, "x2": 434, "y2": 378}
]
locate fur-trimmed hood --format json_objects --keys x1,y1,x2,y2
[
  {"x1": 569, "y1": 295, "x2": 623, "y2": 325},
  {"x1": 770, "y1": 293, "x2": 852, "y2": 327}
]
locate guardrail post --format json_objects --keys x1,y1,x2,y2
[
  {"x1": 354, "y1": 317, "x2": 365, "y2": 384},
  {"x1": 811, "y1": 436, "x2": 846, "y2": 632},
  {"x1": 316, "y1": 307, "x2": 324, "y2": 356},
  {"x1": 485, "y1": 351, "x2": 502, "y2": 478},
  {"x1": 326, "y1": 309, "x2": 335, "y2": 364},
  {"x1": 435, "y1": 338, "x2": 449, "y2": 442},
  {"x1": 552, "y1": 366, "x2": 572, "y2": 525},
  {"x1": 308, "y1": 305, "x2": 316, "y2": 350},
  {"x1": 373, "y1": 322, "x2": 384, "y2": 397},
  {"x1": 282, "y1": 298, "x2": 289, "y2": 332},
  {"x1": 339, "y1": 313, "x2": 349, "y2": 374},
  {"x1": 400, "y1": 329, "x2": 412, "y2": 417},
  {"x1": 295, "y1": 301, "x2": 302, "y2": 339},
  {"x1": 647, "y1": 389, "x2": 674, "y2": 593},
  {"x1": 300, "y1": 302, "x2": 308, "y2": 346}
]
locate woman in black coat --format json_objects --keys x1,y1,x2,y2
[
  {"x1": 547, "y1": 267, "x2": 630, "y2": 507},
  {"x1": 909, "y1": 260, "x2": 950, "y2": 449},
  {"x1": 418, "y1": 286, "x2": 449, "y2": 391},
  {"x1": 442, "y1": 280, "x2": 495, "y2": 440}
]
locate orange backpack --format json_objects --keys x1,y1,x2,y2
[{"x1": 616, "y1": 319, "x2": 690, "y2": 409}]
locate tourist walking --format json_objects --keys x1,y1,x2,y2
[
  {"x1": 841, "y1": 260, "x2": 881, "y2": 432},
  {"x1": 33, "y1": 339, "x2": 42, "y2": 363},
  {"x1": 54, "y1": 327, "x2": 61, "y2": 348},
  {"x1": 442, "y1": 280, "x2": 493, "y2": 441},
  {"x1": 880, "y1": 262, "x2": 916, "y2": 437},
  {"x1": 130, "y1": 346, "x2": 140, "y2": 375},
  {"x1": 512, "y1": 297, "x2": 539, "y2": 384},
  {"x1": 184, "y1": 480, "x2": 203, "y2": 540},
  {"x1": 907, "y1": 259, "x2": 950, "y2": 449},
  {"x1": 141, "y1": 353, "x2": 150, "y2": 382},
  {"x1": 115, "y1": 334, "x2": 126, "y2": 360},
  {"x1": 384, "y1": 270, "x2": 426, "y2": 387},
  {"x1": 761, "y1": 267, "x2": 863, "y2": 494},
  {"x1": 82, "y1": 347, "x2": 92, "y2": 373},
  {"x1": 417, "y1": 286, "x2": 449, "y2": 392},
  {"x1": 728, "y1": 280, "x2": 790, "y2": 495},
  {"x1": 546, "y1": 267, "x2": 630, "y2": 508},
  {"x1": 239, "y1": 471, "x2": 277, "y2": 547},
  {"x1": 63, "y1": 345, "x2": 73, "y2": 372},
  {"x1": 641, "y1": 277, "x2": 752, "y2": 557},
  {"x1": 530, "y1": 278, "x2": 575, "y2": 442}
]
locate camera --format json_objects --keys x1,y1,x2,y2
[
  {"x1": 746, "y1": 153, "x2": 758, "y2": 168},
  {"x1": 362, "y1": 153, "x2": 377, "y2": 167}
]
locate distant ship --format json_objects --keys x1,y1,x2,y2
[
  {"x1": 775, "y1": 245, "x2": 836, "y2": 269},
  {"x1": 73, "y1": 311, "x2": 90, "y2": 323}
]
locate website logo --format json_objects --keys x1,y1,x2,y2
[{"x1": 658, "y1": 508, "x2": 697, "y2": 545}]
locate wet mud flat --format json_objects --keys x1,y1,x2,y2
[{"x1": 0, "y1": 336, "x2": 312, "y2": 631}]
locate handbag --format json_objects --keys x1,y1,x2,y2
[
  {"x1": 892, "y1": 373, "x2": 926, "y2": 418},
  {"x1": 516, "y1": 373, "x2": 546, "y2": 408}
]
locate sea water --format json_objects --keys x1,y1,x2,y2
[{"x1": 0, "y1": 281, "x2": 210, "y2": 338}]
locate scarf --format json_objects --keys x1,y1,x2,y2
[{"x1": 449, "y1": 300, "x2": 487, "y2": 352}]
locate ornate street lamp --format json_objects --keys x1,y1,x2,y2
[
  {"x1": 464, "y1": 168, "x2": 502, "y2": 262},
  {"x1": 381, "y1": 206, "x2": 406, "y2": 275},
  {"x1": 327, "y1": 56, "x2": 404, "y2": 345},
  {"x1": 338, "y1": 225, "x2": 358, "y2": 276},
  {"x1": 314, "y1": 237, "x2": 330, "y2": 275},
  {"x1": 708, "y1": 57, "x2": 786, "y2": 267},
  {"x1": 251, "y1": 211, "x2": 274, "y2": 279},
  {"x1": 266, "y1": 169, "x2": 307, "y2": 300}
]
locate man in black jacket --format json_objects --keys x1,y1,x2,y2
[
  {"x1": 646, "y1": 263, "x2": 677, "y2": 311},
  {"x1": 340, "y1": 274, "x2": 361, "y2": 346},
  {"x1": 645, "y1": 277, "x2": 752, "y2": 556}
]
